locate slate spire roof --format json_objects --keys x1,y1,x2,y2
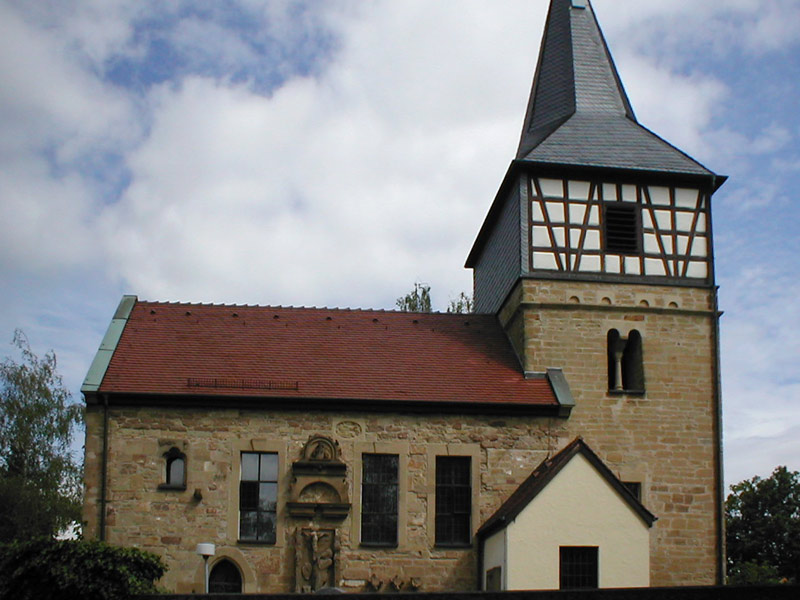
[{"x1": 518, "y1": 0, "x2": 715, "y2": 176}]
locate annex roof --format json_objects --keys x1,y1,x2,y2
[
  {"x1": 83, "y1": 296, "x2": 562, "y2": 412},
  {"x1": 477, "y1": 437, "x2": 657, "y2": 539},
  {"x1": 517, "y1": 0, "x2": 715, "y2": 176}
]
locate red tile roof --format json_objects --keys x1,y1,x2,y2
[{"x1": 94, "y1": 300, "x2": 558, "y2": 410}]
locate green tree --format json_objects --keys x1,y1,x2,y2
[
  {"x1": 396, "y1": 282, "x2": 432, "y2": 313},
  {"x1": 726, "y1": 466, "x2": 800, "y2": 584},
  {"x1": 0, "y1": 538, "x2": 166, "y2": 600},
  {"x1": 447, "y1": 291, "x2": 473, "y2": 314},
  {"x1": 396, "y1": 283, "x2": 473, "y2": 314},
  {"x1": 0, "y1": 330, "x2": 83, "y2": 542}
]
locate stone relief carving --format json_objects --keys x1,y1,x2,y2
[
  {"x1": 294, "y1": 528, "x2": 337, "y2": 592},
  {"x1": 287, "y1": 435, "x2": 350, "y2": 519},
  {"x1": 363, "y1": 573, "x2": 420, "y2": 593},
  {"x1": 303, "y1": 436, "x2": 337, "y2": 461},
  {"x1": 334, "y1": 420, "x2": 363, "y2": 439}
]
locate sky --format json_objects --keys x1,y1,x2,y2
[{"x1": 0, "y1": 0, "x2": 798, "y2": 491}]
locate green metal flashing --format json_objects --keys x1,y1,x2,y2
[
  {"x1": 546, "y1": 368, "x2": 576, "y2": 417},
  {"x1": 81, "y1": 295, "x2": 137, "y2": 395},
  {"x1": 525, "y1": 368, "x2": 576, "y2": 417}
]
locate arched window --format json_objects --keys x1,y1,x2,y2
[
  {"x1": 622, "y1": 330, "x2": 644, "y2": 391},
  {"x1": 160, "y1": 447, "x2": 186, "y2": 490},
  {"x1": 608, "y1": 329, "x2": 645, "y2": 393},
  {"x1": 209, "y1": 559, "x2": 242, "y2": 593}
]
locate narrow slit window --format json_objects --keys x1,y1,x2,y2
[{"x1": 160, "y1": 447, "x2": 186, "y2": 490}]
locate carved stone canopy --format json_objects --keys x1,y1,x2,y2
[{"x1": 288, "y1": 436, "x2": 350, "y2": 519}]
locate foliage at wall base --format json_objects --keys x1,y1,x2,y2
[{"x1": 0, "y1": 538, "x2": 167, "y2": 600}]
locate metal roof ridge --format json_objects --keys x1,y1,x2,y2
[{"x1": 136, "y1": 299, "x2": 477, "y2": 316}]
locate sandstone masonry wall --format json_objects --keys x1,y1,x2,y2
[
  {"x1": 83, "y1": 406, "x2": 567, "y2": 593},
  {"x1": 502, "y1": 279, "x2": 721, "y2": 587}
]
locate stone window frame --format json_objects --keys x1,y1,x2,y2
[
  {"x1": 360, "y1": 453, "x2": 399, "y2": 546},
  {"x1": 227, "y1": 439, "x2": 287, "y2": 547},
  {"x1": 426, "y1": 443, "x2": 481, "y2": 549},
  {"x1": 158, "y1": 444, "x2": 187, "y2": 491},
  {"x1": 352, "y1": 441, "x2": 409, "y2": 550},
  {"x1": 239, "y1": 451, "x2": 279, "y2": 544},
  {"x1": 209, "y1": 559, "x2": 243, "y2": 593}
]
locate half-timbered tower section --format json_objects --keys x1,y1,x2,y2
[{"x1": 466, "y1": 0, "x2": 726, "y2": 587}]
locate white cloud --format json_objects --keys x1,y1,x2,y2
[
  {"x1": 720, "y1": 267, "x2": 800, "y2": 487},
  {"x1": 615, "y1": 53, "x2": 728, "y2": 161},
  {"x1": 94, "y1": 0, "x2": 547, "y2": 309},
  {"x1": 0, "y1": 0, "x2": 798, "y2": 490}
]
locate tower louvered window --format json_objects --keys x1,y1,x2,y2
[{"x1": 603, "y1": 203, "x2": 640, "y2": 255}]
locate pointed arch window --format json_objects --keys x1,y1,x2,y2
[
  {"x1": 159, "y1": 447, "x2": 186, "y2": 490},
  {"x1": 607, "y1": 329, "x2": 645, "y2": 393},
  {"x1": 209, "y1": 559, "x2": 243, "y2": 593}
]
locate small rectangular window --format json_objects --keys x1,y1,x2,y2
[
  {"x1": 623, "y1": 481, "x2": 642, "y2": 501},
  {"x1": 361, "y1": 454, "x2": 398, "y2": 546},
  {"x1": 435, "y1": 456, "x2": 471, "y2": 546},
  {"x1": 240, "y1": 452, "x2": 278, "y2": 543},
  {"x1": 560, "y1": 546, "x2": 599, "y2": 590},
  {"x1": 486, "y1": 567, "x2": 502, "y2": 591},
  {"x1": 603, "y1": 203, "x2": 640, "y2": 255}
]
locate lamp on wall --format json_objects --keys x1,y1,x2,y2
[{"x1": 196, "y1": 543, "x2": 216, "y2": 594}]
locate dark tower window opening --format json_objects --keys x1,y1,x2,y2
[
  {"x1": 603, "y1": 202, "x2": 640, "y2": 255},
  {"x1": 608, "y1": 329, "x2": 645, "y2": 393}
]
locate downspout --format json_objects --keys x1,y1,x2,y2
[
  {"x1": 708, "y1": 176, "x2": 726, "y2": 585},
  {"x1": 99, "y1": 393, "x2": 109, "y2": 542},
  {"x1": 712, "y1": 287, "x2": 726, "y2": 584},
  {"x1": 80, "y1": 295, "x2": 137, "y2": 541}
]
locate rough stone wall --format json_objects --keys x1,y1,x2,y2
[
  {"x1": 503, "y1": 278, "x2": 721, "y2": 587},
  {"x1": 83, "y1": 406, "x2": 565, "y2": 594},
  {"x1": 81, "y1": 279, "x2": 721, "y2": 592}
]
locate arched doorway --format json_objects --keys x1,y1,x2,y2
[{"x1": 209, "y1": 559, "x2": 243, "y2": 593}]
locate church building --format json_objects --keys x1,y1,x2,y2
[{"x1": 81, "y1": 0, "x2": 726, "y2": 593}]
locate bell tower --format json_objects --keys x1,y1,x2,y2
[{"x1": 467, "y1": 0, "x2": 726, "y2": 587}]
